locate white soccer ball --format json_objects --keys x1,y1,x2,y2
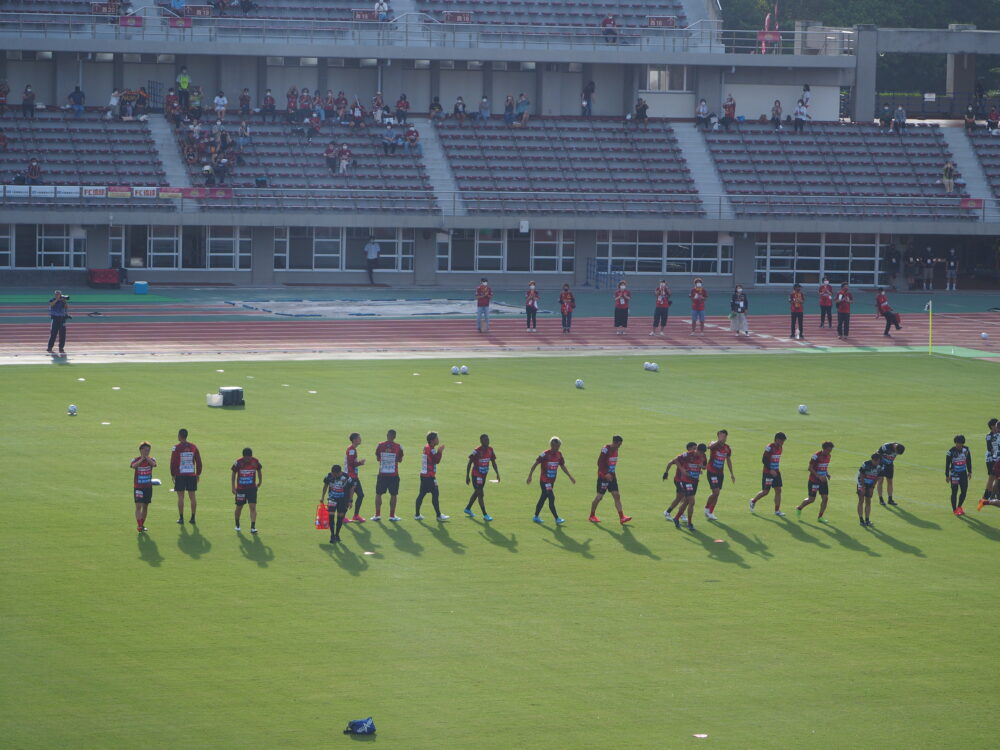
[
  {"x1": 67, "y1": 404, "x2": 78, "y2": 416},
  {"x1": 643, "y1": 361, "x2": 651, "y2": 369},
  {"x1": 575, "y1": 379, "x2": 585, "y2": 389},
  {"x1": 798, "y1": 404, "x2": 808, "y2": 414},
  {"x1": 649, "y1": 363, "x2": 659, "y2": 372},
  {"x1": 451, "y1": 366, "x2": 460, "y2": 375},
  {"x1": 982, "y1": 332, "x2": 989, "y2": 340},
  {"x1": 151, "y1": 478, "x2": 161, "y2": 486},
  {"x1": 459, "y1": 365, "x2": 469, "y2": 375}
]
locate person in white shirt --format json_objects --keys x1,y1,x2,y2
[
  {"x1": 214, "y1": 91, "x2": 228, "y2": 120},
  {"x1": 793, "y1": 99, "x2": 810, "y2": 133},
  {"x1": 363, "y1": 236, "x2": 380, "y2": 284},
  {"x1": 375, "y1": 0, "x2": 389, "y2": 21}
]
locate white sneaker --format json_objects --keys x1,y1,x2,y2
[
  {"x1": 414, "y1": 514, "x2": 425, "y2": 520},
  {"x1": 774, "y1": 510, "x2": 786, "y2": 517},
  {"x1": 657, "y1": 331, "x2": 664, "y2": 336},
  {"x1": 664, "y1": 510, "x2": 673, "y2": 521},
  {"x1": 371, "y1": 515, "x2": 381, "y2": 521},
  {"x1": 680, "y1": 515, "x2": 688, "y2": 523},
  {"x1": 235, "y1": 525, "x2": 241, "y2": 531},
  {"x1": 749, "y1": 500, "x2": 756, "y2": 513},
  {"x1": 708, "y1": 511, "x2": 718, "y2": 520},
  {"x1": 437, "y1": 514, "x2": 450, "y2": 521},
  {"x1": 703, "y1": 508, "x2": 713, "y2": 519},
  {"x1": 649, "y1": 331, "x2": 656, "y2": 336},
  {"x1": 389, "y1": 515, "x2": 401, "y2": 522}
]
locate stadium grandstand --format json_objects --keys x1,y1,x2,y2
[{"x1": 0, "y1": 0, "x2": 997, "y2": 287}]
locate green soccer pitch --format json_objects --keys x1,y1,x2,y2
[{"x1": 2, "y1": 353, "x2": 998, "y2": 749}]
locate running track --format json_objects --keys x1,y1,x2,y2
[{"x1": 1, "y1": 312, "x2": 998, "y2": 363}]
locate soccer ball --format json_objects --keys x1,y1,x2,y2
[
  {"x1": 451, "y1": 366, "x2": 460, "y2": 375},
  {"x1": 459, "y1": 365, "x2": 469, "y2": 375},
  {"x1": 67, "y1": 404, "x2": 78, "y2": 416},
  {"x1": 575, "y1": 379, "x2": 585, "y2": 389},
  {"x1": 798, "y1": 404, "x2": 808, "y2": 414},
  {"x1": 643, "y1": 361, "x2": 651, "y2": 369},
  {"x1": 649, "y1": 363, "x2": 660, "y2": 372},
  {"x1": 982, "y1": 332, "x2": 989, "y2": 340}
]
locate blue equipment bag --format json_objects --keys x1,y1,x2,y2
[{"x1": 343, "y1": 717, "x2": 376, "y2": 735}]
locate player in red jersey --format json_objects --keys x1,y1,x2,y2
[
  {"x1": 749, "y1": 432, "x2": 787, "y2": 516},
  {"x1": 465, "y1": 433, "x2": 500, "y2": 520},
  {"x1": 690, "y1": 278, "x2": 708, "y2": 335},
  {"x1": 415, "y1": 431, "x2": 447, "y2": 521},
  {"x1": 613, "y1": 280, "x2": 631, "y2": 334},
  {"x1": 818, "y1": 276, "x2": 833, "y2": 328},
  {"x1": 650, "y1": 280, "x2": 671, "y2": 336},
  {"x1": 559, "y1": 284, "x2": 576, "y2": 333},
  {"x1": 373, "y1": 429, "x2": 404, "y2": 521},
  {"x1": 589, "y1": 435, "x2": 631, "y2": 524},
  {"x1": 789, "y1": 283, "x2": 805, "y2": 340},
  {"x1": 344, "y1": 432, "x2": 367, "y2": 522},
  {"x1": 795, "y1": 442, "x2": 834, "y2": 523},
  {"x1": 130, "y1": 441, "x2": 156, "y2": 532},
  {"x1": 874, "y1": 287, "x2": 901, "y2": 337},
  {"x1": 704, "y1": 430, "x2": 735, "y2": 520},
  {"x1": 170, "y1": 428, "x2": 202, "y2": 524},
  {"x1": 527, "y1": 436, "x2": 575, "y2": 524},
  {"x1": 662, "y1": 442, "x2": 705, "y2": 530},
  {"x1": 231, "y1": 447, "x2": 262, "y2": 533}
]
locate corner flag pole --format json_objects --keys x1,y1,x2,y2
[{"x1": 924, "y1": 300, "x2": 933, "y2": 354}]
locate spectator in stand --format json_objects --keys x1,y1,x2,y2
[
  {"x1": 690, "y1": 277, "x2": 708, "y2": 335},
  {"x1": 337, "y1": 143, "x2": 352, "y2": 175},
  {"x1": 964, "y1": 105, "x2": 977, "y2": 133},
  {"x1": 945, "y1": 248, "x2": 959, "y2": 291},
  {"x1": 165, "y1": 88, "x2": 181, "y2": 125},
  {"x1": 171, "y1": 0, "x2": 186, "y2": 11},
  {"x1": 66, "y1": 86, "x2": 86, "y2": 118},
  {"x1": 942, "y1": 159, "x2": 956, "y2": 195},
  {"x1": 26, "y1": 157, "x2": 42, "y2": 185},
  {"x1": 239, "y1": 0, "x2": 258, "y2": 14},
  {"x1": 335, "y1": 91, "x2": 348, "y2": 121},
  {"x1": 119, "y1": 88, "x2": 137, "y2": 120},
  {"x1": 0, "y1": 80, "x2": 9, "y2": 116},
  {"x1": 694, "y1": 98, "x2": 710, "y2": 130},
  {"x1": 348, "y1": 99, "x2": 367, "y2": 129},
  {"x1": 212, "y1": 118, "x2": 226, "y2": 138},
  {"x1": 0, "y1": 128, "x2": 7, "y2": 153},
  {"x1": 106, "y1": 88, "x2": 121, "y2": 120},
  {"x1": 286, "y1": 86, "x2": 299, "y2": 122},
  {"x1": 792, "y1": 99, "x2": 810, "y2": 133},
  {"x1": 375, "y1": 0, "x2": 390, "y2": 21},
  {"x1": 238, "y1": 88, "x2": 251, "y2": 118},
  {"x1": 770, "y1": 99, "x2": 782, "y2": 132},
  {"x1": 298, "y1": 88, "x2": 312, "y2": 115},
  {"x1": 189, "y1": 86, "x2": 204, "y2": 120},
  {"x1": 214, "y1": 90, "x2": 228, "y2": 120},
  {"x1": 324, "y1": 141, "x2": 338, "y2": 176},
  {"x1": 381, "y1": 124, "x2": 398, "y2": 155},
  {"x1": 476, "y1": 95, "x2": 491, "y2": 122},
  {"x1": 988, "y1": 106, "x2": 1000, "y2": 132},
  {"x1": 176, "y1": 67, "x2": 191, "y2": 109},
  {"x1": 429, "y1": 96, "x2": 444, "y2": 121},
  {"x1": 601, "y1": 13, "x2": 618, "y2": 44},
  {"x1": 878, "y1": 102, "x2": 892, "y2": 131},
  {"x1": 922, "y1": 249, "x2": 935, "y2": 290},
  {"x1": 503, "y1": 95, "x2": 515, "y2": 126},
  {"x1": 892, "y1": 105, "x2": 907, "y2": 135},
  {"x1": 514, "y1": 93, "x2": 531, "y2": 127},
  {"x1": 261, "y1": 89, "x2": 276, "y2": 122},
  {"x1": 202, "y1": 162, "x2": 215, "y2": 186},
  {"x1": 322, "y1": 90, "x2": 335, "y2": 121},
  {"x1": 581, "y1": 81, "x2": 596, "y2": 117},
  {"x1": 801, "y1": 84, "x2": 811, "y2": 109},
  {"x1": 630, "y1": 97, "x2": 649, "y2": 128},
  {"x1": 371, "y1": 91, "x2": 384, "y2": 125},
  {"x1": 306, "y1": 112, "x2": 322, "y2": 143},
  {"x1": 237, "y1": 120, "x2": 251, "y2": 149},
  {"x1": 395, "y1": 93, "x2": 409, "y2": 124},
  {"x1": 22, "y1": 85, "x2": 36, "y2": 119},
  {"x1": 720, "y1": 93, "x2": 736, "y2": 132},
  {"x1": 404, "y1": 124, "x2": 423, "y2": 156},
  {"x1": 183, "y1": 142, "x2": 198, "y2": 165},
  {"x1": 136, "y1": 86, "x2": 149, "y2": 116},
  {"x1": 453, "y1": 96, "x2": 467, "y2": 126},
  {"x1": 215, "y1": 157, "x2": 229, "y2": 186}
]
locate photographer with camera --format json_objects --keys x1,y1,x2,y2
[{"x1": 47, "y1": 290, "x2": 70, "y2": 356}]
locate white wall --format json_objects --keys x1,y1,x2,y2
[
  {"x1": 379, "y1": 66, "x2": 431, "y2": 112},
  {"x1": 440, "y1": 70, "x2": 484, "y2": 110},
  {"x1": 639, "y1": 91, "x2": 696, "y2": 118},
  {"x1": 6, "y1": 60, "x2": 54, "y2": 104},
  {"x1": 590, "y1": 64, "x2": 625, "y2": 116}
]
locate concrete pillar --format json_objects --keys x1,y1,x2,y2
[
  {"x1": 429, "y1": 60, "x2": 440, "y2": 108},
  {"x1": 535, "y1": 65, "x2": 544, "y2": 112},
  {"x1": 112, "y1": 54, "x2": 124, "y2": 90},
  {"x1": 622, "y1": 65, "x2": 636, "y2": 114},
  {"x1": 482, "y1": 63, "x2": 494, "y2": 105},
  {"x1": 413, "y1": 230, "x2": 437, "y2": 285},
  {"x1": 250, "y1": 226, "x2": 275, "y2": 285},
  {"x1": 851, "y1": 25, "x2": 878, "y2": 123},
  {"x1": 574, "y1": 230, "x2": 597, "y2": 286},
  {"x1": 946, "y1": 33, "x2": 976, "y2": 102},
  {"x1": 693, "y1": 66, "x2": 722, "y2": 118},
  {"x1": 732, "y1": 233, "x2": 756, "y2": 288},
  {"x1": 256, "y1": 56, "x2": 267, "y2": 98},
  {"x1": 317, "y1": 60, "x2": 329, "y2": 97},
  {"x1": 86, "y1": 225, "x2": 110, "y2": 268}
]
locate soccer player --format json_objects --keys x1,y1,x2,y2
[
  {"x1": 704, "y1": 430, "x2": 735, "y2": 520},
  {"x1": 946, "y1": 435, "x2": 973, "y2": 516},
  {"x1": 130, "y1": 441, "x2": 156, "y2": 532},
  {"x1": 650, "y1": 280, "x2": 671, "y2": 336},
  {"x1": 749, "y1": 432, "x2": 787, "y2": 516},
  {"x1": 835, "y1": 282, "x2": 853, "y2": 339},
  {"x1": 231, "y1": 447, "x2": 262, "y2": 532},
  {"x1": 321, "y1": 464, "x2": 355, "y2": 543},
  {"x1": 818, "y1": 276, "x2": 833, "y2": 329},
  {"x1": 170, "y1": 428, "x2": 202, "y2": 524},
  {"x1": 875, "y1": 442, "x2": 905, "y2": 506},
  {"x1": 465, "y1": 433, "x2": 500, "y2": 520},
  {"x1": 796, "y1": 441, "x2": 834, "y2": 523},
  {"x1": 789, "y1": 283, "x2": 805, "y2": 340},
  {"x1": 527, "y1": 436, "x2": 576, "y2": 524},
  {"x1": 373, "y1": 429, "x2": 404, "y2": 521},
  {"x1": 589, "y1": 435, "x2": 631, "y2": 524},
  {"x1": 981, "y1": 458, "x2": 1000, "y2": 511},
  {"x1": 415, "y1": 431, "x2": 447, "y2": 521},
  {"x1": 857, "y1": 453, "x2": 882, "y2": 527},
  {"x1": 344, "y1": 432, "x2": 367, "y2": 523},
  {"x1": 613, "y1": 280, "x2": 631, "y2": 334},
  {"x1": 662, "y1": 442, "x2": 704, "y2": 530},
  {"x1": 977, "y1": 418, "x2": 999, "y2": 510},
  {"x1": 689, "y1": 277, "x2": 708, "y2": 335}
]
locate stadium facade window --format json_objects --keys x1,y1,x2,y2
[
  {"x1": 0, "y1": 225, "x2": 12, "y2": 268},
  {"x1": 530, "y1": 229, "x2": 575, "y2": 272},
  {"x1": 275, "y1": 228, "x2": 413, "y2": 271},
  {"x1": 754, "y1": 232, "x2": 885, "y2": 285},
  {"x1": 36, "y1": 225, "x2": 86, "y2": 269},
  {"x1": 437, "y1": 229, "x2": 573, "y2": 273},
  {"x1": 207, "y1": 227, "x2": 252, "y2": 270},
  {"x1": 147, "y1": 225, "x2": 180, "y2": 269},
  {"x1": 109, "y1": 225, "x2": 125, "y2": 269},
  {"x1": 644, "y1": 65, "x2": 689, "y2": 92},
  {"x1": 597, "y1": 230, "x2": 731, "y2": 274}
]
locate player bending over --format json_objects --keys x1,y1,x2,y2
[
  {"x1": 322, "y1": 464, "x2": 356, "y2": 543},
  {"x1": 795, "y1": 442, "x2": 834, "y2": 523},
  {"x1": 589, "y1": 435, "x2": 631, "y2": 524},
  {"x1": 856, "y1": 453, "x2": 882, "y2": 527},
  {"x1": 876, "y1": 442, "x2": 905, "y2": 506},
  {"x1": 465, "y1": 433, "x2": 500, "y2": 520},
  {"x1": 527, "y1": 437, "x2": 575, "y2": 524}
]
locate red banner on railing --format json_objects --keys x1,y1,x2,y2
[
  {"x1": 119, "y1": 15, "x2": 143, "y2": 27},
  {"x1": 646, "y1": 16, "x2": 676, "y2": 28},
  {"x1": 757, "y1": 30, "x2": 781, "y2": 42},
  {"x1": 107, "y1": 185, "x2": 132, "y2": 198},
  {"x1": 132, "y1": 186, "x2": 159, "y2": 198},
  {"x1": 961, "y1": 198, "x2": 984, "y2": 209},
  {"x1": 168, "y1": 16, "x2": 193, "y2": 28},
  {"x1": 158, "y1": 187, "x2": 183, "y2": 198},
  {"x1": 444, "y1": 11, "x2": 473, "y2": 23}
]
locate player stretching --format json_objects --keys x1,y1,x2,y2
[
  {"x1": 415, "y1": 431, "x2": 447, "y2": 521},
  {"x1": 527, "y1": 436, "x2": 575, "y2": 524},
  {"x1": 373, "y1": 429, "x2": 404, "y2": 521},
  {"x1": 876, "y1": 442, "x2": 905, "y2": 506},
  {"x1": 796, "y1": 442, "x2": 834, "y2": 523},
  {"x1": 946, "y1": 435, "x2": 973, "y2": 516},
  {"x1": 977, "y1": 418, "x2": 999, "y2": 511},
  {"x1": 321, "y1": 464, "x2": 355, "y2": 543},
  {"x1": 231, "y1": 447, "x2": 262, "y2": 533},
  {"x1": 131, "y1": 441, "x2": 156, "y2": 532},
  {"x1": 704, "y1": 430, "x2": 735, "y2": 520},
  {"x1": 749, "y1": 432, "x2": 787, "y2": 516},
  {"x1": 663, "y1": 442, "x2": 704, "y2": 530},
  {"x1": 344, "y1": 432, "x2": 366, "y2": 523},
  {"x1": 465, "y1": 433, "x2": 500, "y2": 520},
  {"x1": 857, "y1": 453, "x2": 882, "y2": 527},
  {"x1": 589, "y1": 435, "x2": 632, "y2": 524},
  {"x1": 171, "y1": 428, "x2": 202, "y2": 524}
]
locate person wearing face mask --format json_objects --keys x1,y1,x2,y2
[
  {"x1": 525, "y1": 281, "x2": 540, "y2": 332},
  {"x1": 559, "y1": 284, "x2": 576, "y2": 333},
  {"x1": 613, "y1": 280, "x2": 631, "y2": 334},
  {"x1": 818, "y1": 276, "x2": 833, "y2": 328},
  {"x1": 690, "y1": 278, "x2": 708, "y2": 335},
  {"x1": 650, "y1": 279, "x2": 671, "y2": 336},
  {"x1": 730, "y1": 284, "x2": 749, "y2": 336}
]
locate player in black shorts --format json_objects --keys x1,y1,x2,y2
[
  {"x1": 130, "y1": 441, "x2": 156, "y2": 533},
  {"x1": 876, "y1": 442, "x2": 905, "y2": 506},
  {"x1": 321, "y1": 464, "x2": 356, "y2": 543},
  {"x1": 231, "y1": 447, "x2": 263, "y2": 533},
  {"x1": 465, "y1": 434, "x2": 500, "y2": 521},
  {"x1": 979, "y1": 418, "x2": 999, "y2": 509}
]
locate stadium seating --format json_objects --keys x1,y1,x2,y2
[
  {"x1": 704, "y1": 121, "x2": 974, "y2": 219},
  {"x1": 968, "y1": 131, "x2": 1000, "y2": 200},
  {"x1": 3, "y1": 0, "x2": 94, "y2": 14},
  {"x1": 414, "y1": 0, "x2": 687, "y2": 29},
  {"x1": 172, "y1": 117, "x2": 437, "y2": 212},
  {"x1": 436, "y1": 116, "x2": 702, "y2": 215}
]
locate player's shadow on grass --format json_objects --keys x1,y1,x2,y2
[
  {"x1": 683, "y1": 529, "x2": 749, "y2": 568},
  {"x1": 541, "y1": 525, "x2": 594, "y2": 559},
  {"x1": 137, "y1": 533, "x2": 164, "y2": 566},
  {"x1": 886, "y1": 504, "x2": 941, "y2": 530},
  {"x1": 416, "y1": 519, "x2": 466, "y2": 555},
  {"x1": 868, "y1": 525, "x2": 925, "y2": 557},
  {"x1": 177, "y1": 524, "x2": 212, "y2": 559},
  {"x1": 595, "y1": 523, "x2": 660, "y2": 560},
  {"x1": 379, "y1": 522, "x2": 423, "y2": 556},
  {"x1": 345, "y1": 522, "x2": 384, "y2": 558},
  {"x1": 712, "y1": 521, "x2": 772, "y2": 560},
  {"x1": 474, "y1": 519, "x2": 518, "y2": 553},
  {"x1": 320, "y1": 542, "x2": 369, "y2": 576},
  {"x1": 237, "y1": 531, "x2": 275, "y2": 567},
  {"x1": 812, "y1": 522, "x2": 880, "y2": 557},
  {"x1": 762, "y1": 515, "x2": 830, "y2": 548},
  {"x1": 961, "y1": 515, "x2": 1000, "y2": 542}
]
